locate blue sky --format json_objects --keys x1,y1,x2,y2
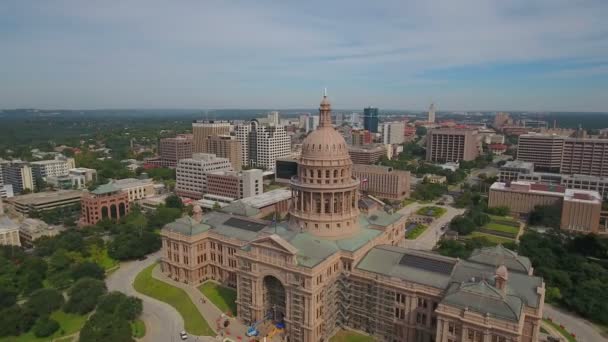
[{"x1": 1, "y1": 0, "x2": 607, "y2": 111}]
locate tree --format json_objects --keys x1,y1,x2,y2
[
  {"x1": 64, "y1": 278, "x2": 107, "y2": 315},
  {"x1": 33, "y1": 316, "x2": 60, "y2": 337},
  {"x1": 449, "y1": 216, "x2": 476, "y2": 235},
  {"x1": 528, "y1": 204, "x2": 561, "y2": 228},
  {"x1": 26, "y1": 288, "x2": 65, "y2": 315},
  {"x1": 108, "y1": 231, "x2": 161, "y2": 260},
  {"x1": 97, "y1": 292, "x2": 143, "y2": 321},
  {"x1": 79, "y1": 312, "x2": 134, "y2": 342},
  {"x1": 213, "y1": 201, "x2": 221, "y2": 210},
  {"x1": 165, "y1": 194, "x2": 183, "y2": 210},
  {"x1": 71, "y1": 262, "x2": 105, "y2": 280},
  {"x1": 415, "y1": 126, "x2": 427, "y2": 136},
  {"x1": 0, "y1": 286, "x2": 17, "y2": 307},
  {"x1": 0, "y1": 305, "x2": 36, "y2": 337}
]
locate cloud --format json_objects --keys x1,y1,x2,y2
[{"x1": 0, "y1": 0, "x2": 607, "y2": 110}]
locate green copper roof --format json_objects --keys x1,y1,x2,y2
[
  {"x1": 164, "y1": 217, "x2": 211, "y2": 236},
  {"x1": 91, "y1": 183, "x2": 121, "y2": 195},
  {"x1": 468, "y1": 245, "x2": 532, "y2": 274},
  {"x1": 442, "y1": 280, "x2": 523, "y2": 322}
]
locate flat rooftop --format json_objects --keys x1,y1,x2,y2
[
  {"x1": 491, "y1": 181, "x2": 601, "y2": 202},
  {"x1": 501, "y1": 160, "x2": 534, "y2": 170},
  {"x1": 564, "y1": 188, "x2": 602, "y2": 204},
  {"x1": 8, "y1": 190, "x2": 83, "y2": 205},
  {"x1": 239, "y1": 189, "x2": 291, "y2": 208}
]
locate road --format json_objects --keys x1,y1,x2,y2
[
  {"x1": 544, "y1": 304, "x2": 606, "y2": 342},
  {"x1": 106, "y1": 252, "x2": 186, "y2": 342},
  {"x1": 397, "y1": 203, "x2": 465, "y2": 251}
]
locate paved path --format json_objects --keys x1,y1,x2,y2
[
  {"x1": 544, "y1": 304, "x2": 607, "y2": 342},
  {"x1": 152, "y1": 265, "x2": 250, "y2": 340},
  {"x1": 398, "y1": 204, "x2": 465, "y2": 251},
  {"x1": 106, "y1": 253, "x2": 187, "y2": 342}
]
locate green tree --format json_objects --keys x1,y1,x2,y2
[
  {"x1": 26, "y1": 288, "x2": 65, "y2": 315},
  {"x1": 71, "y1": 261, "x2": 105, "y2": 280},
  {"x1": 164, "y1": 194, "x2": 183, "y2": 210},
  {"x1": 64, "y1": 278, "x2": 107, "y2": 315},
  {"x1": 79, "y1": 312, "x2": 134, "y2": 342},
  {"x1": 33, "y1": 316, "x2": 60, "y2": 337}
]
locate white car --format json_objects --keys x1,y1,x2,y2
[{"x1": 179, "y1": 331, "x2": 188, "y2": 340}]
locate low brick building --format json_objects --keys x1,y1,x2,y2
[{"x1": 80, "y1": 184, "x2": 130, "y2": 226}]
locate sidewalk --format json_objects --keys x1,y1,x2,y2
[{"x1": 152, "y1": 265, "x2": 250, "y2": 341}]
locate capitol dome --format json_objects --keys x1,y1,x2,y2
[{"x1": 301, "y1": 95, "x2": 350, "y2": 161}]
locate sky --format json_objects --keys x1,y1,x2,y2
[{"x1": 1, "y1": 0, "x2": 607, "y2": 111}]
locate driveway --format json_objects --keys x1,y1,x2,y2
[
  {"x1": 544, "y1": 304, "x2": 606, "y2": 342},
  {"x1": 106, "y1": 252, "x2": 186, "y2": 342}
]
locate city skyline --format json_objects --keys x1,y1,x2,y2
[{"x1": 1, "y1": 0, "x2": 607, "y2": 111}]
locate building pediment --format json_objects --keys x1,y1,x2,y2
[{"x1": 250, "y1": 234, "x2": 298, "y2": 255}]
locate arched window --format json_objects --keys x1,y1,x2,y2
[
  {"x1": 325, "y1": 170, "x2": 330, "y2": 178},
  {"x1": 317, "y1": 170, "x2": 322, "y2": 178},
  {"x1": 334, "y1": 170, "x2": 338, "y2": 178},
  {"x1": 341, "y1": 169, "x2": 345, "y2": 177}
]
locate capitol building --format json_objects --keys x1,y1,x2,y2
[{"x1": 160, "y1": 95, "x2": 545, "y2": 342}]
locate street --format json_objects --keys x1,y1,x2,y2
[{"x1": 544, "y1": 304, "x2": 606, "y2": 342}]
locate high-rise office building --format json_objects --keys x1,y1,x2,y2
[
  {"x1": 159, "y1": 134, "x2": 193, "y2": 167},
  {"x1": 235, "y1": 120, "x2": 291, "y2": 170},
  {"x1": 306, "y1": 115, "x2": 319, "y2": 133},
  {"x1": 3, "y1": 161, "x2": 34, "y2": 194},
  {"x1": 352, "y1": 164, "x2": 411, "y2": 201},
  {"x1": 428, "y1": 102, "x2": 436, "y2": 123},
  {"x1": 175, "y1": 153, "x2": 233, "y2": 199},
  {"x1": 351, "y1": 129, "x2": 372, "y2": 146},
  {"x1": 334, "y1": 112, "x2": 344, "y2": 126},
  {"x1": 192, "y1": 120, "x2": 231, "y2": 153},
  {"x1": 381, "y1": 122, "x2": 405, "y2": 144},
  {"x1": 206, "y1": 169, "x2": 263, "y2": 200},
  {"x1": 363, "y1": 107, "x2": 379, "y2": 133},
  {"x1": 516, "y1": 133, "x2": 564, "y2": 173},
  {"x1": 426, "y1": 128, "x2": 481, "y2": 162},
  {"x1": 205, "y1": 135, "x2": 242, "y2": 171},
  {"x1": 267, "y1": 111, "x2": 280, "y2": 126}
]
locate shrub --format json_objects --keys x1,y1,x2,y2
[{"x1": 33, "y1": 316, "x2": 60, "y2": 337}]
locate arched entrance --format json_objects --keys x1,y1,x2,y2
[
  {"x1": 101, "y1": 206, "x2": 109, "y2": 219},
  {"x1": 263, "y1": 275, "x2": 286, "y2": 323}
]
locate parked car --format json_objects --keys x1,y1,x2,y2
[{"x1": 180, "y1": 331, "x2": 188, "y2": 340}]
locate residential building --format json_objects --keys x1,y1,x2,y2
[
  {"x1": 0, "y1": 199, "x2": 20, "y2": 246},
  {"x1": 204, "y1": 135, "x2": 242, "y2": 171},
  {"x1": 175, "y1": 153, "x2": 233, "y2": 199},
  {"x1": 348, "y1": 144, "x2": 387, "y2": 164},
  {"x1": 80, "y1": 184, "x2": 130, "y2": 226},
  {"x1": 192, "y1": 120, "x2": 231, "y2": 153},
  {"x1": 235, "y1": 124, "x2": 251, "y2": 168},
  {"x1": 351, "y1": 129, "x2": 372, "y2": 146},
  {"x1": 363, "y1": 106, "x2": 379, "y2": 133},
  {"x1": 352, "y1": 164, "x2": 410, "y2": 201},
  {"x1": 381, "y1": 121, "x2": 405, "y2": 144},
  {"x1": 206, "y1": 169, "x2": 263, "y2": 200},
  {"x1": 428, "y1": 102, "x2": 436, "y2": 123},
  {"x1": 30, "y1": 157, "x2": 76, "y2": 179},
  {"x1": 160, "y1": 94, "x2": 545, "y2": 342},
  {"x1": 498, "y1": 160, "x2": 534, "y2": 182},
  {"x1": 516, "y1": 134, "x2": 565, "y2": 172},
  {"x1": 7, "y1": 190, "x2": 83, "y2": 215},
  {"x1": 426, "y1": 128, "x2": 480, "y2": 162},
  {"x1": 159, "y1": 134, "x2": 193, "y2": 167},
  {"x1": 110, "y1": 178, "x2": 155, "y2": 202}
]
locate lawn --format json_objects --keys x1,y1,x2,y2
[
  {"x1": 484, "y1": 222, "x2": 519, "y2": 235},
  {"x1": 88, "y1": 245, "x2": 119, "y2": 270},
  {"x1": 406, "y1": 224, "x2": 428, "y2": 240},
  {"x1": 401, "y1": 198, "x2": 416, "y2": 207},
  {"x1": 133, "y1": 263, "x2": 213, "y2": 336},
  {"x1": 54, "y1": 337, "x2": 74, "y2": 342},
  {"x1": 131, "y1": 319, "x2": 146, "y2": 338},
  {"x1": 329, "y1": 330, "x2": 374, "y2": 342},
  {"x1": 467, "y1": 232, "x2": 514, "y2": 244},
  {"x1": 0, "y1": 311, "x2": 86, "y2": 342},
  {"x1": 543, "y1": 319, "x2": 577, "y2": 342},
  {"x1": 416, "y1": 206, "x2": 446, "y2": 218},
  {"x1": 198, "y1": 281, "x2": 237, "y2": 316}
]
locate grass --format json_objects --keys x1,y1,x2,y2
[
  {"x1": 467, "y1": 231, "x2": 514, "y2": 244},
  {"x1": 133, "y1": 263, "x2": 213, "y2": 336},
  {"x1": 131, "y1": 319, "x2": 146, "y2": 338},
  {"x1": 488, "y1": 214, "x2": 517, "y2": 222},
  {"x1": 484, "y1": 222, "x2": 519, "y2": 234},
  {"x1": 329, "y1": 330, "x2": 374, "y2": 342},
  {"x1": 88, "y1": 245, "x2": 119, "y2": 270},
  {"x1": 543, "y1": 319, "x2": 577, "y2": 342},
  {"x1": 401, "y1": 198, "x2": 416, "y2": 207},
  {"x1": 198, "y1": 281, "x2": 237, "y2": 316},
  {"x1": 0, "y1": 311, "x2": 86, "y2": 342},
  {"x1": 54, "y1": 338, "x2": 74, "y2": 342},
  {"x1": 406, "y1": 224, "x2": 428, "y2": 240},
  {"x1": 416, "y1": 206, "x2": 446, "y2": 218}
]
